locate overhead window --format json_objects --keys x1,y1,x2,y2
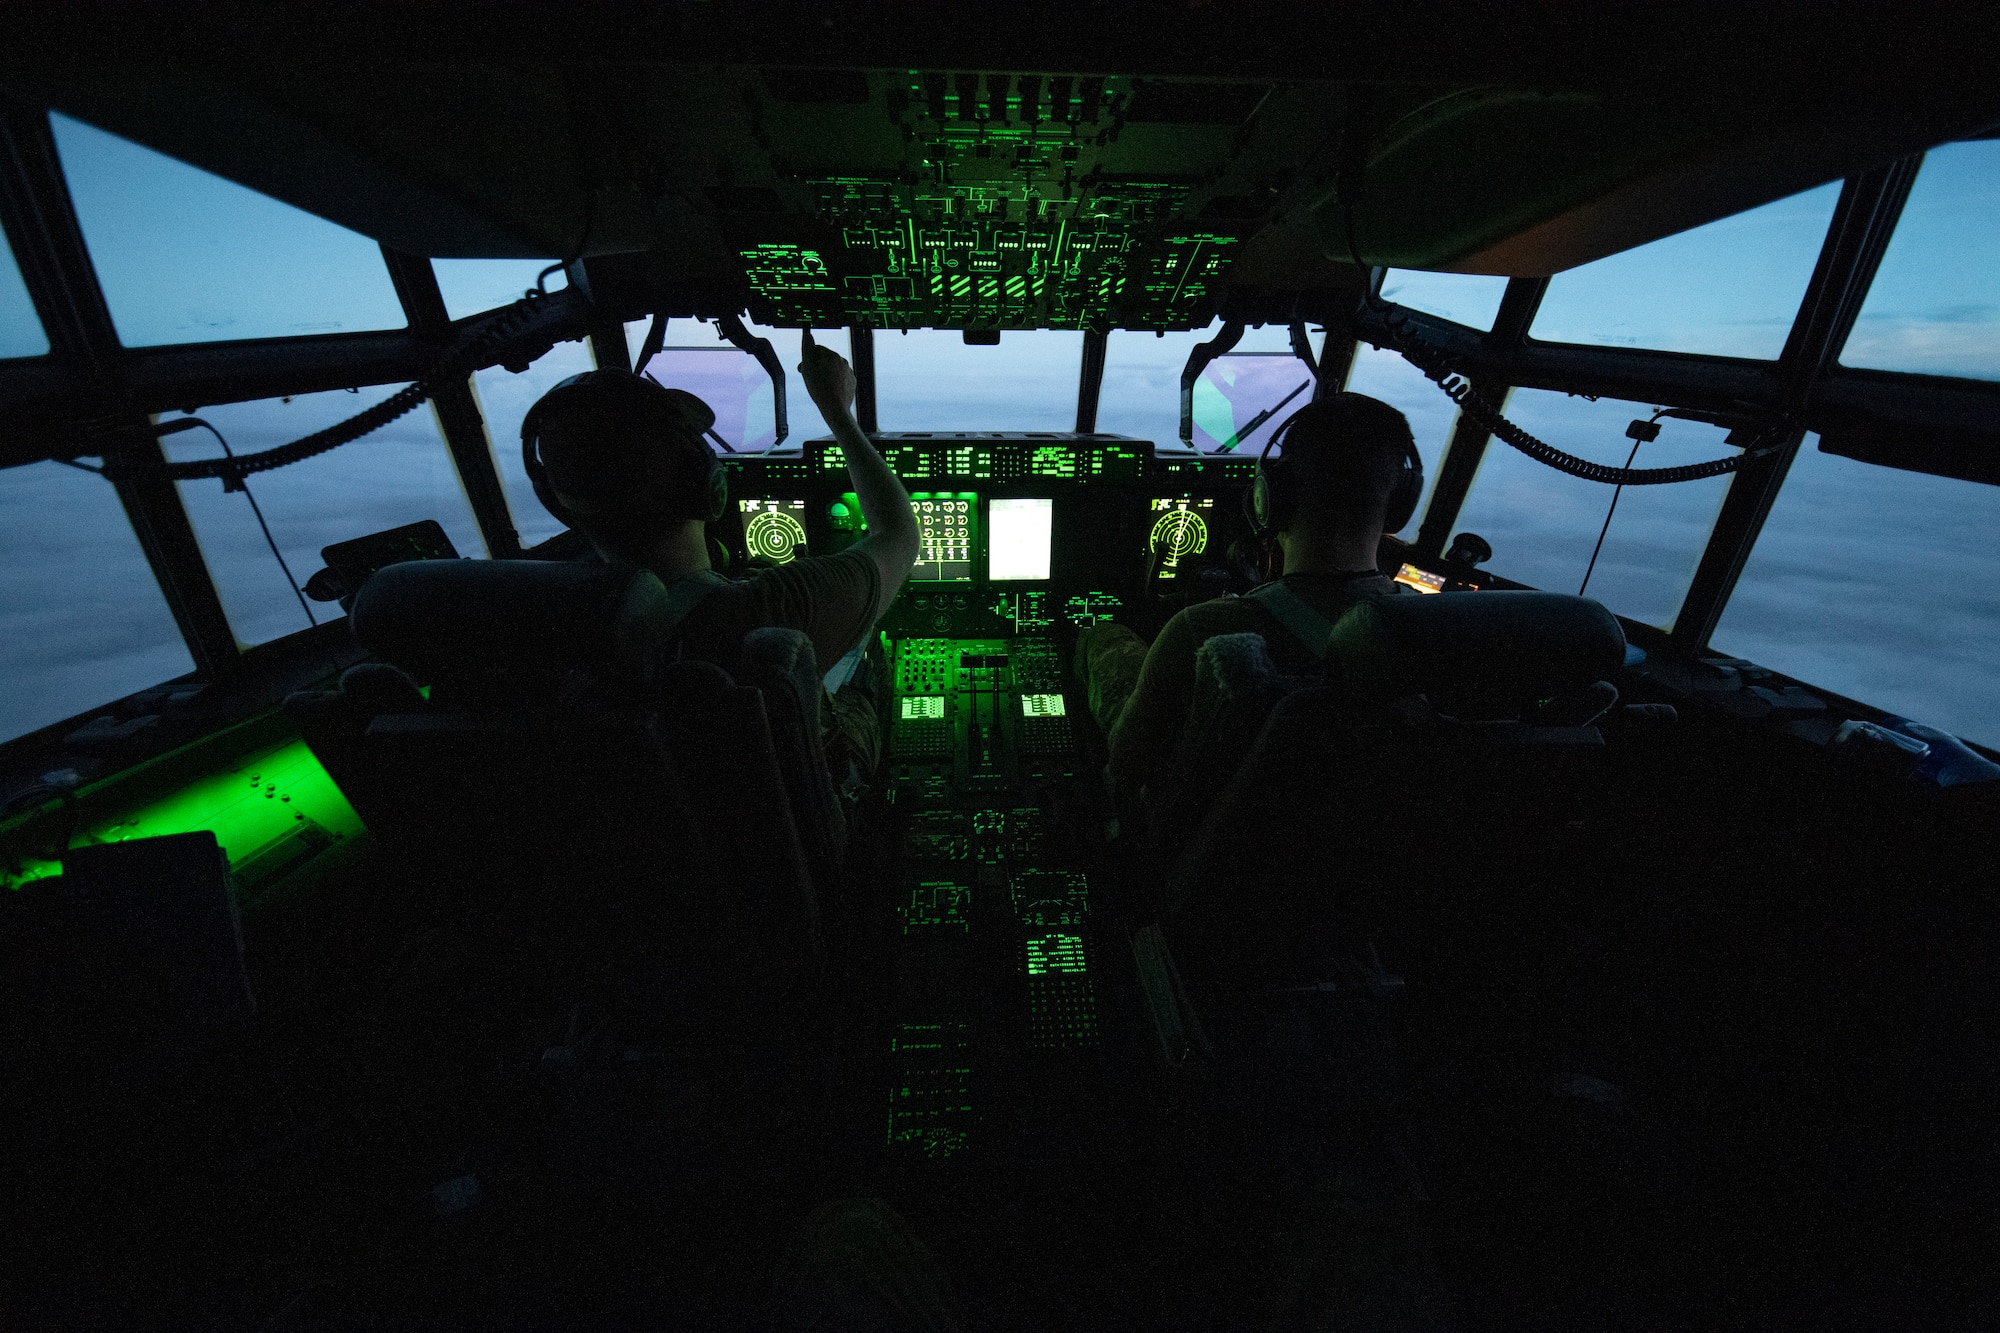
[
  {"x1": 1449, "y1": 389, "x2": 1735, "y2": 628},
  {"x1": 1713, "y1": 438, "x2": 2000, "y2": 747},
  {"x1": 50, "y1": 113, "x2": 406, "y2": 347},
  {"x1": 1529, "y1": 181, "x2": 1842, "y2": 359},
  {"x1": 1379, "y1": 269, "x2": 1509, "y2": 332},
  {"x1": 1840, "y1": 140, "x2": 2000, "y2": 382},
  {"x1": 1097, "y1": 321, "x2": 1324, "y2": 451},
  {"x1": 163, "y1": 387, "x2": 483, "y2": 647},
  {"x1": 1340, "y1": 345, "x2": 1463, "y2": 540},
  {"x1": 875, "y1": 329, "x2": 1084, "y2": 433},
  {"x1": 0, "y1": 226, "x2": 49, "y2": 358},
  {"x1": 474, "y1": 339, "x2": 600, "y2": 548},
  {"x1": 1, "y1": 462, "x2": 194, "y2": 743},
  {"x1": 432, "y1": 258, "x2": 566, "y2": 322}
]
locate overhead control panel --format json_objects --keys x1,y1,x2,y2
[{"x1": 724, "y1": 71, "x2": 1340, "y2": 332}]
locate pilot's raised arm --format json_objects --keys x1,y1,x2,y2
[{"x1": 800, "y1": 330, "x2": 919, "y2": 621}]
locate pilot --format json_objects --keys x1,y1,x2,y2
[
  {"x1": 526, "y1": 334, "x2": 920, "y2": 776},
  {"x1": 1077, "y1": 392, "x2": 1415, "y2": 800}
]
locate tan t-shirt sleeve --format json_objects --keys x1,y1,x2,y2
[{"x1": 739, "y1": 549, "x2": 884, "y2": 670}]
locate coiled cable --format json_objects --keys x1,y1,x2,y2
[
  {"x1": 1374, "y1": 301, "x2": 1786, "y2": 485},
  {"x1": 93, "y1": 288, "x2": 561, "y2": 485}
]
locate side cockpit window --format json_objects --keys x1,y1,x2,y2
[
  {"x1": 433, "y1": 259, "x2": 567, "y2": 322},
  {"x1": 1715, "y1": 435, "x2": 2000, "y2": 748},
  {"x1": 1450, "y1": 389, "x2": 1736, "y2": 629},
  {"x1": 1, "y1": 462, "x2": 195, "y2": 743},
  {"x1": 160, "y1": 388, "x2": 483, "y2": 646},
  {"x1": 1379, "y1": 269, "x2": 1509, "y2": 332},
  {"x1": 1528, "y1": 181, "x2": 1843, "y2": 359},
  {"x1": 0, "y1": 225, "x2": 49, "y2": 358},
  {"x1": 49, "y1": 113, "x2": 406, "y2": 346},
  {"x1": 1840, "y1": 139, "x2": 2000, "y2": 382}
]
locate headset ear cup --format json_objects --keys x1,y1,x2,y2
[
  {"x1": 521, "y1": 402, "x2": 580, "y2": 530},
  {"x1": 1385, "y1": 441, "x2": 1424, "y2": 533},
  {"x1": 701, "y1": 457, "x2": 728, "y2": 523},
  {"x1": 1248, "y1": 471, "x2": 1271, "y2": 534}
]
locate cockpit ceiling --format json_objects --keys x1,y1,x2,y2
[{"x1": 4, "y1": 4, "x2": 1997, "y2": 332}]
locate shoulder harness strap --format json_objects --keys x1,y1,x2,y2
[
  {"x1": 659, "y1": 568, "x2": 729, "y2": 633},
  {"x1": 1244, "y1": 580, "x2": 1339, "y2": 661}
]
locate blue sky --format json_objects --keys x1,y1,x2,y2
[{"x1": 2, "y1": 117, "x2": 1997, "y2": 745}]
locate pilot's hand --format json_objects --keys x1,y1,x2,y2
[{"x1": 798, "y1": 329, "x2": 857, "y2": 420}]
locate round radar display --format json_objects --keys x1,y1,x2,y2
[
  {"x1": 1149, "y1": 507, "x2": 1209, "y2": 566},
  {"x1": 745, "y1": 508, "x2": 808, "y2": 564}
]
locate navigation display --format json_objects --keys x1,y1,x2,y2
[
  {"x1": 910, "y1": 493, "x2": 975, "y2": 582},
  {"x1": 1148, "y1": 497, "x2": 1213, "y2": 577},
  {"x1": 988, "y1": 498, "x2": 1053, "y2": 581},
  {"x1": 1394, "y1": 563, "x2": 1446, "y2": 594},
  {"x1": 738, "y1": 498, "x2": 809, "y2": 564}
]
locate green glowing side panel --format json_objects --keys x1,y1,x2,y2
[
  {"x1": 887, "y1": 1019, "x2": 973, "y2": 1159},
  {"x1": 2, "y1": 734, "x2": 365, "y2": 902}
]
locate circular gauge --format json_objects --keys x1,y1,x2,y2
[
  {"x1": 744, "y1": 509, "x2": 808, "y2": 564},
  {"x1": 1149, "y1": 508, "x2": 1210, "y2": 565}
]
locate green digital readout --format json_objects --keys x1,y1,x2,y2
[
  {"x1": 1021, "y1": 693, "x2": 1066, "y2": 717},
  {"x1": 901, "y1": 695, "x2": 946, "y2": 720},
  {"x1": 909, "y1": 492, "x2": 976, "y2": 582},
  {"x1": 1026, "y1": 932, "x2": 1088, "y2": 976}
]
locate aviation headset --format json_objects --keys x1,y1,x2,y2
[
  {"x1": 520, "y1": 369, "x2": 728, "y2": 529},
  {"x1": 1248, "y1": 393, "x2": 1425, "y2": 537}
]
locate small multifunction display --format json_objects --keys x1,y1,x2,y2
[
  {"x1": 738, "y1": 498, "x2": 809, "y2": 564},
  {"x1": 1148, "y1": 496, "x2": 1213, "y2": 576},
  {"x1": 987, "y1": 497, "x2": 1053, "y2": 582},
  {"x1": 911, "y1": 493, "x2": 975, "y2": 582},
  {"x1": 1394, "y1": 563, "x2": 1446, "y2": 594}
]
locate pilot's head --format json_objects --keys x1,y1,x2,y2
[
  {"x1": 521, "y1": 369, "x2": 727, "y2": 564},
  {"x1": 1255, "y1": 392, "x2": 1420, "y2": 539}
]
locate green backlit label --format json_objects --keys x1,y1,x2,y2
[
  {"x1": 887, "y1": 1019, "x2": 973, "y2": 1159},
  {"x1": 1026, "y1": 932, "x2": 1087, "y2": 976},
  {"x1": 901, "y1": 879, "x2": 971, "y2": 934},
  {"x1": 1021, "y1": 693, "x2": 1066, "y2": 718},
  {"x1": 901, "y1": 695, "x2": 946, "y2": 720}
]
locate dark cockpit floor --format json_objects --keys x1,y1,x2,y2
[{"x1": 6, "y1": 677, "x2": 1999, "y2": 1332}]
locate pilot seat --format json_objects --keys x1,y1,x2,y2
[{"x1": 285, "y1": 558, "x2": 846, "y2": 1037}]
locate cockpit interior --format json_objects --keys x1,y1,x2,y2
[{"x1": 3, "y1": 5, "x2": 2000, "y2": 1328}]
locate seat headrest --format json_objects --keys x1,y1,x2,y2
[
  {"x1": 351, "y1": 559, "x2": 675, "y2": 690},
  {"x1": 1327, "y1": 591, "x2": 1625, "y2": 718}
]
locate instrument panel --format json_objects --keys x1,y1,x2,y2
[{"x1": 719, "y1": 432, "x2": 1256, "y2": 636}]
